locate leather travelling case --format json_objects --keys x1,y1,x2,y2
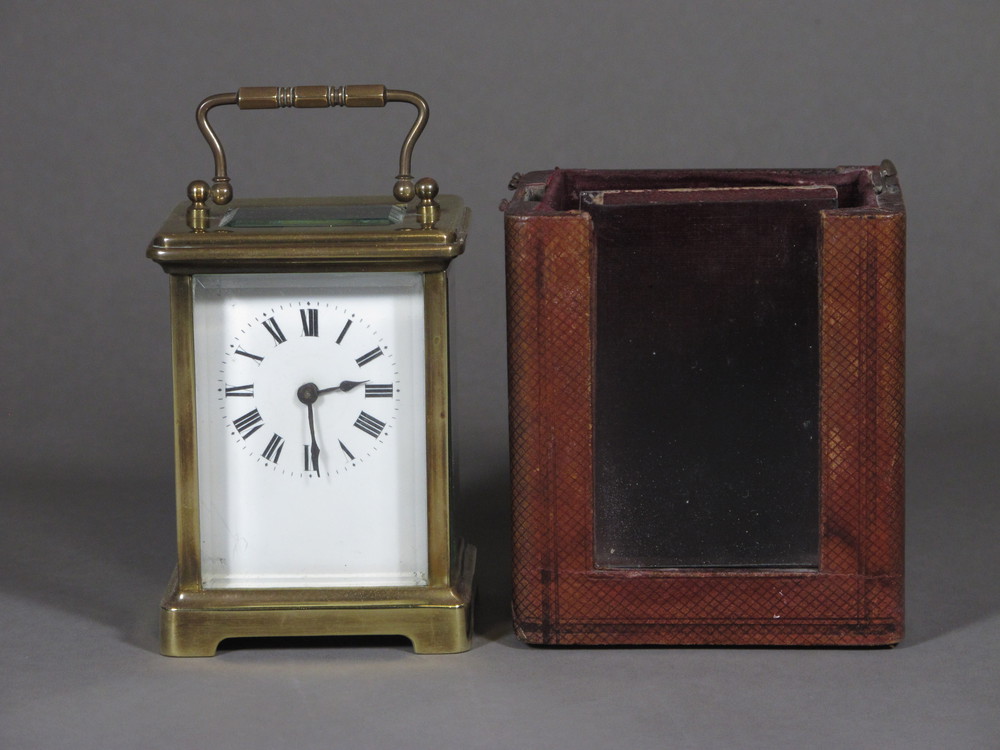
[{"x1": 503, "y1": 166, "x2": 905, "y2": 645}]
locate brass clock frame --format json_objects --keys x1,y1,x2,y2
[{"x1": 147, "y1": 86, "x2": 474, "y2": 656}]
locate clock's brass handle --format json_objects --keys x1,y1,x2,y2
[{"x1": 187, "y1": 85, "x2": 434, "y2": 208}]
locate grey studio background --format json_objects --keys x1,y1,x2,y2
[{"x1": 2, "y1": 2, "x2": 998, "y2": 748}]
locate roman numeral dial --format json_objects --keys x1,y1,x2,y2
[
  {"x1": 355, "y1": 347, "x2": 383, "y2": 367},
  {"x1": 335, "y1": 319, "x2": 352, "y2": 344},
  {"x1": 263, "y1": 317, "x2": 286, "y2": 344},
  {"x1": 301, "y1": 308, "x2": 319, "y2": 337},
  {"x1": 221, "y1": 300, "x2": 400, "y2": 478},
  {"x1": 262, "y1": 433, "x2": 285, "y2": 463},
  {"x1": 233, "y1": 409, "x2": 264, "y2": 439},
  {"x1": 354, "y1": 411, "x2": 387, "y2": 439},
  {"x1": 236, "y1": 348, "x2": 264, "y2": 363}
]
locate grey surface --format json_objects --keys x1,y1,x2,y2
[{"x1": 2, "y1": 2, "x2": 998, "y2": 748}]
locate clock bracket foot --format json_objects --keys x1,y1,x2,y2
[{"x1": 159, "y1": 541, "x2": 476, "y2": 657}]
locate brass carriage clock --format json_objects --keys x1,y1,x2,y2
[{"x1": 147, "y1": 85, "x2": 474, "y2": 656}]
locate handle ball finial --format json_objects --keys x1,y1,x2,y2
[
  {"x1": 211, "y1": 181, "x2": 233, "y2": 205},
  {"x1": 187, "y1": 180, "x2": 211, "y2": 205},
  {"x1": 415, "y1": 177, "x2": 439, "y2": 202},
  {"x1": 393, "y1": 178, "x2": 415, "y2": 203}
]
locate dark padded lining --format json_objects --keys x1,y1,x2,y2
[{"x1": 589, "y1": 186, "x2": 836, "y2": 568}]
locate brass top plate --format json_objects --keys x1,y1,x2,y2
[{"x1": 148, "y1": 195, "x2": 468, "y2": 272}]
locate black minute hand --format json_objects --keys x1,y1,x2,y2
[
  {"x1": 296, "y1": 383, "x2": 322, "y2": 476},
  {"x1": 306, "y1": 401, "x2": 320, "y2": 476}
]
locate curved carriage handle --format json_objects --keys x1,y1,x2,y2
[{"x1": 187, "y1": 85, "x2": 432, "y2": 206}]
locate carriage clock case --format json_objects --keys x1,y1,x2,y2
[
  {"x1": 148, "y1": 85, "x2": 474, "y2": 656},
  {"x1": 503, "y1": 165, "x2": 904, "y2": 646}
]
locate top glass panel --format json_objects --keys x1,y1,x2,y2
[{"x1": 221, "y1": 203, "x2": 406, "y2": 228}]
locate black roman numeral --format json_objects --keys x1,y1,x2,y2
[
  {"x1": 355, "y1": 347, "x2": 383, "y2": 367},
  {"x1": 300, "y1": 308, "x2": 319, "y2": 337},
  {"x1": 339, "y1": 440, "x2": 355, "y2": 460},
  {"x1": 235, "y1": 348, "x2": 264, "y2": 363},
  {"x1": 365, "y1": 383, "x2": 393, "y2": 398},
  {"x1": 303, "y1": 444, "x2": 321, "y2": 474},
  {"x1": 262, "y1": 433, "x2": 285, "y2": 463},
  {"x1": 225, "y1": 383, "x2": 254, "y2": 398},
  {"x1": 233, "y1": 409, "x2": 264, "y2": 439},
  {"x1": 354, "y1": 411, "x2": 386, "y2": 439},
  {"x1": 335, "y1": 319, "x2": 352, "y2": 344},
  {"x1": 263, "y1": 317, "x2": 286, "y2": 344}
]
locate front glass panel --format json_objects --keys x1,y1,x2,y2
[
  {"x1": 192, "y1": 272, "x2": 427, "y2": 588},
  {"x1": 590, "y1": 189, "x2": 832, "y2": 568}
]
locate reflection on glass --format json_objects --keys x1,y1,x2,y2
[{"x1": 221, "y1": 204, "x2": 406, "y2": 228}]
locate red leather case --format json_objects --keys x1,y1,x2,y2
[{"x1": 503, "y1": 167, "x2": 904, "y2": 646}]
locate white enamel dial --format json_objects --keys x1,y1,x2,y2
[
  {"x1": 191, "y1": 272, "x2": 428, "y2": 589},
  {"x1": 222, "y1": 300, "x2": 397, "y2": 478}
]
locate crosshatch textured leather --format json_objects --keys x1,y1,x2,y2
[{"x1": 503, "y1": 167, "x2": 905, "y2": 646}]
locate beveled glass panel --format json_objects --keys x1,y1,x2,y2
[{"x1": 221, "y1": 203, "x2": 405, "y2": 228}]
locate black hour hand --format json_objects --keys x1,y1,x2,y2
[
  {"x1": 317, "y1": 379, "x2": 368, "y2": 395},
  {"x1": 296, "y1": 383, "x2": 322, "y2": 476}
]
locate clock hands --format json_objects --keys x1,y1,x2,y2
[
  {"x1": 297, "y1": 384, "x2": 322, "y2": 476},
  {"x1": 305, "y1": 401, "x2": 321, "y2": 476},
  {"x1": 316, "y1": 379, "x2": 368, "y2": 396},
  {"x1": 296, "y1": 380, "x2": 368, "y2": 476}
]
